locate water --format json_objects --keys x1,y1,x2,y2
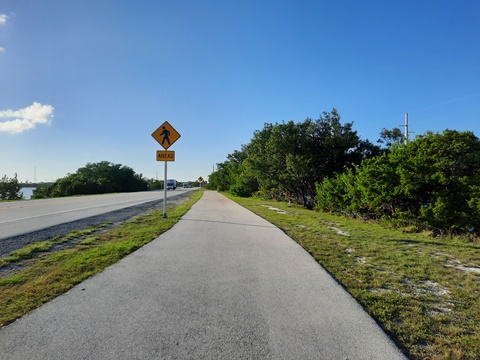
[{"x1": 20, "y1": 187, "x2": 36, "y2": 199}]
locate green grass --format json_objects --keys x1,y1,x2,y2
[
  {"x1": 0, "y1": 241, "x2": 55, "y2": 266},
  {"x1": 0, "y1": 224, "x2": 111, "y2": 268},
  {"x1": 0, "y1": 190, "x2": 203, "y2": 327},
  {"x1": 227, "y1": 194, "x2": 480, "y2": 360}
]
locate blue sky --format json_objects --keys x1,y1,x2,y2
[{"x1": 1, "y1": 0, "x2": 479, "y2": 184}]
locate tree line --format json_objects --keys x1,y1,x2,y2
[
  {"x1": 32, "y1": 161, "x2": 148, "y2": 198},
  {"x1": 2, "y1": 161, "x2": 201, "y2": 201},
  {"x1": 209, "y1": 109, "x2": 380, "y2": 207},
  {"x1": 208, "y1": 109, "x2": 480, "y2": 236}
]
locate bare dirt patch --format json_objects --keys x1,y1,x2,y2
[{"x1": 261, "y1": 204, "x2": 287, "y2": 214}]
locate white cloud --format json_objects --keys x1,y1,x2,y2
[
  {"x1": 0, "y1": 14, "x2": 8, "y2": 25},
  {"x1": 0, "y1": 102, "x2": 54, "y2": 134},
  {"x1": 0, "y1": 47, "x2": 5, "y2": 53}
]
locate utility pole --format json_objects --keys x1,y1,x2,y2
[{"x1": 399, "y1": 112, "x2": 409, "y2": 144}]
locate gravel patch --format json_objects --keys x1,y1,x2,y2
[
  {"x1": 330, "y1": 226, "x2": 351, "y2": 237},
  {"x1": 445, "y1": 258, "x2": 480, "y2": 275}
]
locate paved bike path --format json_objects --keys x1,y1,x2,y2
[{"x1": 0, "y1": 191, "x2": 406, "y2": 359}]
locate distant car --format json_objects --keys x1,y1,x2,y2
[
  {"x1": 183, "y1": 182, "x2": 189, "y2": 188},
  {"x1": 166, "y1": 179, "x2": 176, "y2": 190}
]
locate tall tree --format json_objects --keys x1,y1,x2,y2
[{"x1": 244, "y1": 109, "x2": 379, "y2": 207}]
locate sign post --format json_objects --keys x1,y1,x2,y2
[
  {"x1": 163, "y1": 161, "x2": 167, "y2": 218},
  {"x1": 152, "y1": 121, "x2": 181, "y2": 219}
]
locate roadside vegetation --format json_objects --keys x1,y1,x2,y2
[
  {"x1": 208, "y1": 109, "x2": 480, "y2": 236},
  {"x1": 209, "y1": 109, "x2": 380, "y2": 208},
  {"x1": 228, "y1": 194, "x2": 480, "y2": 359},
  {"x1": 0, "y1": 190, "x2": 202, "y2": 327},
  {"x1": 32, "y1": 161, "x2": 148, "y2": 198},
  {"x1": 316, "y1": 130, "x2": 480, "y2": 237},
  {"x1": 0, "y1": 174, "x2": 23, "y2": 200},
  {"x1": 1, "y1": 161, "x2": 202, "y2": 200}
]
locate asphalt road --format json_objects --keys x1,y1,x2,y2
[
  {"x1": 0, "y1": 191, "x2": 407, "y2": 359},
  {"x1": 0, "y1": 189, "x2": 192, "y2": 240}
]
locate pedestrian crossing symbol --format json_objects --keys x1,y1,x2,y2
[{"x1": 152, "y1": 121, "x2": 181, "y2": 150}]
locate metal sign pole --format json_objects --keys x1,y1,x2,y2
[
  {"x1": 163, "y1": 161, "x2": 167, "y2": 218},
  {"x1": 152, "y1": 120, "x2": 181, "y2": 220}
]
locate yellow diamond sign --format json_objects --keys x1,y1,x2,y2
[{"x1": 152, "y1": 121, "x2": 181, "y2": 150}]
